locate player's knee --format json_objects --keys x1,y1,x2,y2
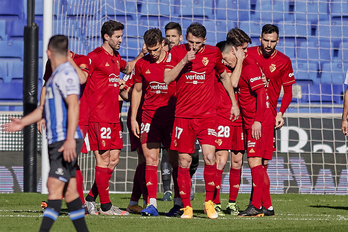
[{"x1": 203, "y1": 154, "x2": 215, "y2": 165}]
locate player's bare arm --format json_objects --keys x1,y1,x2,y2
[
  {"x1": 342, "y1": 87, "x2": 348, "y2": 135},
  {"x1": 230, "y1": 46, "x2": 244, "y2": 87},
  {"x1": 164, "y1": 48, "x2": 195, "y2": 84},
  {"x1": 2, "y1": 107, "x2": 43, "y2": 133},
  {"x1": 252, "y1": 87, "x2": 267, "y2": 140},
  {"x1": 122, "y1": 44, "x2": 148, "y2": 75},
  {"x1": 67, "y1": 54, "x2": 88, "y2": 84},
  {"x1": 58, "y1": 94, "x2": 79, "y2": 163},
  {"x1": 220, "y1": 70, "x2": 239, "y2": 121},
  {"x1": 37, "y1": 85, "x2": 47, "y2": 134},
  {"x1": 130, "y1": 82, "x2": 143, "y2": 138},
  {"x1": 118, "y1": 79, "x2": 129, "y2": 101}
]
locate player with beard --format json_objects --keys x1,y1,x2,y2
[
  {"x1": 164, "y1": 23, "x2": 238, "y2": 219},
  {"x1": 243, "y1": 24, "x2": 295, "y2": 216}
]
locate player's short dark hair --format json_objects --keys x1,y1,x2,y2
[
  {"x1": 165, "y1": 22, "x2": 182, "y2": 35},
  {"x1": 48, "y1": 35, "x2": 68, "y2": 56},
  {"x1": 144, "y1": 28, "x2": 163, "y2": 47},
  {"x1": 226, "y1": 28, "x2": 251, "y2": 46},
  {"x1": 186, "y1": 22, "x2": 206, "y2": 38},
  {"x1": 216, "y1": 41, "x2": 233, "y2": 54},
  {"x1": 163, "y1": 37, "x2": 170, "y2": 46},
  {"x1": 101, "y1": 20, "x2": 124, "y2": 42},
  {"x1": 261, "y1": 24, "x2": 279, "y2": 37}
]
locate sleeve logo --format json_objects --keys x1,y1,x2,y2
[
  {"x1": 289, "y1": 73, "x2": 294, "y2": 78},
  {"x1": 166, "y1": 53, "x2": 171, "y2": 62}
]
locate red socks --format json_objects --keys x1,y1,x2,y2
[
  {"x1": 75, "y1": 165, "x2": 85, "y2": 204},
  {"x1": 177, "y1": 166, "x2": 191, "y2": 207},
  {"x1": 229, "y1": 168, "x2": 241, "y2": 202},
  {"x1": 213, "y1": 169, "x2": 223, "y2": 204},
  {"x1": 204, "y1": 164, "x2": 217, "y2": 202},
  {"x1": 250, "y1": 165, "x2": 264, "y2": 209},
  {"x1": 95, "y1": 166, "x2": 113, "y2": 204},
  {"x1": 262, "y1": 164, "x2": 272, "y2": 209},
  {"x1": 145, "y1": 165, "x2": 158, "y2": 202}
]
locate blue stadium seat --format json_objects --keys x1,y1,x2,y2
[
  {"x1": 124, "y1": 37, "x2": 143, "y2": 58},
  {"x1": 277, "y1": 21, "x2": 310, "y2": 39},
  {"x1": 215, "y1": 21, "x2": 236, "y2": 42},
  {"x1": 0, "y1": 62, "x2": 7, "y2": 82},
  {"x1": 296, "y1": 41, "x2": 332, "y2": 67},
  {"x1": 293, "y1": 61, "x2": 319, "y2": 84},
  {"x1": 139, "y1": 0, "x2": 174, "y2": 17},
  {"x1": 66, "y1": 0, "x2": 95, "y2": 17},
  {"x1": 315, "y1": 20, "x2": 348, "y2": 46},
  {"x1": 308, "y1": 83, "x2": 343, "y2": 104},
  {"x1": 216, "y1": 0, "x2": 250, "y2": 22},
  {"x1": 294, "y1": 0, "x2": 329, "y2": 23},
  {"x1": 138, "y1": 19, "x2": 160, "y2": 37},
  {"x1": 331, "y1": 0, "x2": 348, "y2": 18},
  {"x1": 0, "y1": 41, "x2": 24, "y2": 60},
  {"x1": 292, "y1": 82, "x2": 310, "y2": 104},
  {"x1": 54, "y1": 19, "x2": 81, "y2": 39},
  {"x1": 239, "y1": 21, "x2": 263, "y2": 38},
  {"x1": 321, "y1": 62, "x2": 347, "y2": 84},
  {"x1": 175, "y1": 0, "x2": 214, "y2": 19},
  {"x1": 9, "y1": 20, "x2": 26, "y2": 39},
  {"x1": 0, "y1": 1, "x2": 24, "y2": 19},
  {"x1": 336, "y1": 42, "x2": 348, "y2": 61},
  {"x1": 276, "y1": 40, "x2": 295, "y2": 59},
  {"x1": 253, "y1": 0, "x2": 291, "y2": 22},
  {"x1": 0, "y1": 19, "x2": 7, "y2": 40},
  {"x1": 8, "y1": 61, "x2": 23, "y2": 80},
  {"x1": 124, "y1": 21, "x2": 139, "y2": 38},
  {"x1": 104, "y1": 0, "x2": 138, "y2": 21},
  {"x1": 35, "y1": 0, "x2": 44, "y2": 16},
  {"x1": 0, "y1": 82, "x2": 22, "y2": 100}
]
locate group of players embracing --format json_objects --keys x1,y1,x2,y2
[{"x1": 3, "y1": 18, "x2": 296, "y2": 231}]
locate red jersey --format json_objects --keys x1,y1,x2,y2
[
  {"x1": 87, "y1": 47, "x2": 127, "y2": 123},
  {"x1": 134, "y1": 52, "x2": 176, "y2": 122},
  {"x1": 238, "y1": 57, "x2": 273, "y2": 129},
  {"x1": 166, "y1": 44, "x2": 225, "y2": 118},
  {"x1": 43, "y1": 52, "x2": 90, "y2": 125},
  {"x1": 247, "y1": 46, "x2": 296, "y2": 116},
  {"x1": 215, "y1": 68, "x2": 242, "y2": 123},
  {"x1": 124, "y1": 71, "x2": 145, "y2": 124}
]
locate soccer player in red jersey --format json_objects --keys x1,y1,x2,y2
[
  {"x1": 164, "y1": 23, "x2": 237, "y2": 219},
  {"x1": 214, "y1": 37, "x2": 248, "y2": 216},
  {"x1": 84, "y1": 20, "x2": 139, "y2": 216},
  {"x1": 38, "y1": 51, "x2": 90, "y2": 212},
  {"x1": 131, "y1": 29, "x2": 176, "y2": 216},
  {"x1": 242, "y1": 24, "x2": 296, "y2": 216},
  {"x1": 236, "y1": 54, "x2": 275, "y2": 217}
]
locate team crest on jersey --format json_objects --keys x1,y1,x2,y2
[
  {"x1": 269, "y1": 64, "x2": 276, "y2": 73},
  {"x1": 105, "y1": 62, "x2": 110, "y2": 67},
  {"x1": 215, "y1": 139, "x2": 223, "y2": 146},
  {"x1": 117, "y1": 60, "x2": 120, "y2": 69},
  {"x1": 174, "y1": 140, "x2": 177, "y2": 147},
  {"x1": 102, "y1": 140, "x2": 106, "y2": 147},
  {"x1": 202, "y1": 57, "x2": 209, "y2": 66},
  {"x1": 145, "y1": 69, "x2": 151, "y2": 74}
]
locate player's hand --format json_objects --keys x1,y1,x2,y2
[
  {"x1": 131, "y1": 119, "x2": 140, "y2": 138},
  {"x1": 252, "y1": 121, "x2": 261, "y2": 140},
  {"x1": 1, "y1": 117, "x2": 24, "y2": 132},
  {"x1": 119, "y1": 79, "x2": 126, "y2": 91},
  {"x1": 141, "y1": 43, "x2": 148, "y2": 55},
  {"x1": 275, "y1": 112, "x2": 284, "y2": 130},
  {"x1": 261, "y1": 72, "x2": 268, "y2": 88},
  {"x1": 183, "y1": 47, "x2": 195, "y2": 64},
  {"x1": 342, "y1": 120, "x2": 348, "y2": 135},
  {"x1": 230, "y1": 105, "x2": 240, "y2": 122},
  {"x1": 58, "y1": 138, "x2": 77, "y2": 163},
  {"x1": 37, "y1": 118, "x2": 46, "y2": 134},
  {"x1": 234, "y1": 46, "x2": 245, "y2": 61}
]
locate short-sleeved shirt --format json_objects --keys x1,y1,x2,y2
[
  {"x1": 247, "y1": 46, "x2": 296, "y2": 116},
  {"x1": 238, "y1": 57, "x2": 273, "y2": 129},
  {"x1": 134, "y1": 52, "x2": 176, "y2": 123},
  {"x1": 44, "y1": 62, "x2": 83, "y2": 144},
  {"x1": 166, "y1": 44, "x2": 226, "y2": 118},
  {"x1": 87, "y1": 47, "x2": 127, "y2": 123},
  {"x1": 43, "y1": 52, "x2": 90, "y2": 125}
]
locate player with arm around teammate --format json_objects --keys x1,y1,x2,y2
[{"x1": 3, "y1": 35, "x2": 88, "y2": 232}]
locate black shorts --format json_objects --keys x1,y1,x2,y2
[{"x1": 48, "y1": 139, "x2": 83, "y2": 183}]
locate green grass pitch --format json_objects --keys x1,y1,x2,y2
[{"x1": 0, "y1": 193, "x2": 348, "y2": 231}]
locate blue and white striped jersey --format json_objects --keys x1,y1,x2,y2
[{"x1": 44, "y1": 61, "x2": 83, "y2": 144}]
